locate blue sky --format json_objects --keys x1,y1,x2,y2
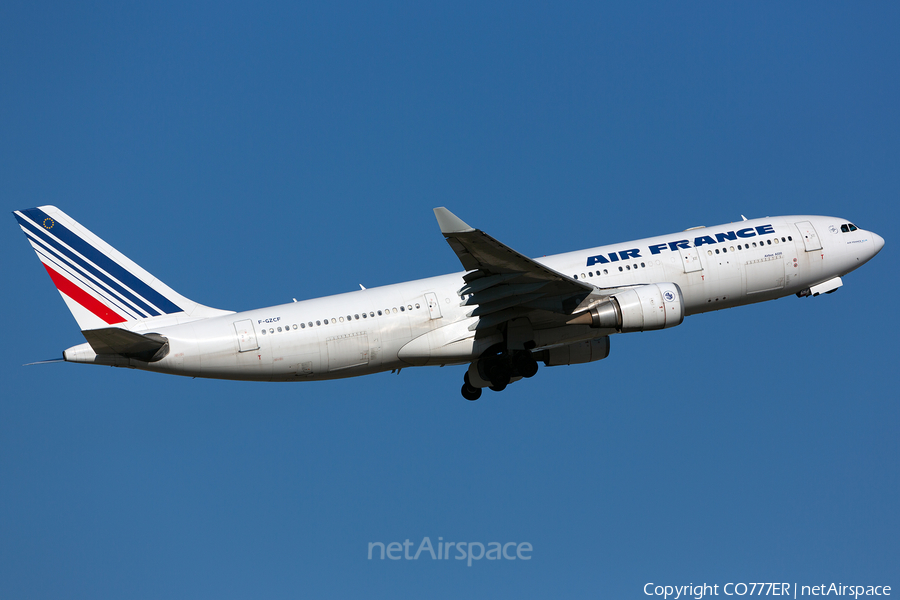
[{"x1": 2, "y1": 2, "x2": 897, "y2": 598}]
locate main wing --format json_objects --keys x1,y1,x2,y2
[{"x1": 434, "y1": 207, "x2": 603, "y2": 332}]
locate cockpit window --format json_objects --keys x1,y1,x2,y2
[
  {"x1": 849, "y1": 224, "x2": 858, "y2": 231},
  {"x1": 841, "y1": 224, "x2": 849, "y2": 233}
]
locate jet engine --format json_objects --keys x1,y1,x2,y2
[{"x1": 568, "y1": 282, "x2": 684, "y2": 333}]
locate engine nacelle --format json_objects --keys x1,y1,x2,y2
[
  {"x1": 568, "y1": 282, "x2": 684, "y2": 333},
  {"x1": 537, "y1": 336, "x2": 610, "y2": 366}
]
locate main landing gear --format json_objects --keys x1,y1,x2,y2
[
  {"x1": 461, "y1": 372, "x2": 482, "y2": 401},
  {"x1": 460, "y1": 350, "x2": 540, "y2": 400}
]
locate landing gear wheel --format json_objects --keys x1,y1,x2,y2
[
  {"x1": 514, "y1": 353, "x2": 539, "y2": 378},
  {"x1": 486, "y1": 363, "x2": 511, "y2": 391},
  {"x1": 461, "y1": 383, "x2": 482, "y2": 401},
  {"x1": 521, "y1": 361, "x2": 538, "y2": 378},
  {"x1": 461, "y1": 372, "x2": 482, "y2": 401}
]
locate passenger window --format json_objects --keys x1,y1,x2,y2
[
  {"x1": 308, "y1": 322, "x2": 313, "y2": 328},
  {"x1": 316, "y1": 320, "x2": 321, "y2": 326},
  {"x1": 415, "y1": 304, "x2": 420, "y2": 309},
  {"x1": 715, "y1": 249, "x2": 720, "y2": 254},
  {"x1": 377, "y1": 310, "x2": 382, "y2": 316},
  {"x1": 573, "y1": 274, "x2": 578, "y2": 280},
  {"x1": 269, "y1": 328, "x2": 274, "y2": 333},
  {"x1": 400, "y1": 306, "x2": 405, "y2": 312},
  {"x1": 261, "y1": 329, "x2": 267, "y2": 335},
  {"x1": 641, "y1": 262, "x2": 645, "y2": 268},
  {"x1": 301, "y1": 323, "x2": 306, "y2": 329},
  {"x1": 618, "y1": 267, "x2": 623, "y2": 272},
  {"x1": 767, "y1": 240, "x2": 772, "y2": 245},
  {"x1": 370, "y1": 312, "x2": 375, "y2": 317},
  {"x1": 788, "y1": 236, "x2": 792, "y2": 241},
  {"x1": 774, "y1": 238, "x2": 779, "y2": 244},
  {"x1": 781, "y1": 237, "x2": 786, "y2": 242},
  {"x1": 708, "y1": 250, "x2": 712, "y2": 255},
  {"x1": 730, "y1": 246, "x2": 735, "y2": 252},
  {"x1": 603, "y1": 269, "x2": 608, "y2": 275},
  {"x1": 361, "y1": 313, "x2": 367, "y2": 319},
  {"x1": 626, "y1": 265, "x2": 630, "y2": 270},
  {"x1": 393, "y1": 308, "x2": 397, "y2": 313}
]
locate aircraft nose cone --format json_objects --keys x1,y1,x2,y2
[{"x1": 873, "y1": 232, "x2": 885, "y2": 255}]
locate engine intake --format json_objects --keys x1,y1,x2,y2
[{"x1": 568, "y1": 282, "x2": 684, "y2": 332}]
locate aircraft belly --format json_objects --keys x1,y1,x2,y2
[
  {"x1": 143, "y1": 319, "x2": 273, "y2": 381},
  {"x1": 398, "y1": 318, "x2": 502, "y2": 366},
  {"x1": 199, "y1": 334, "x2": 273, "y2": 380}
]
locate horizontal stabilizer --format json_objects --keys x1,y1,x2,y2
[
  {"x1": 82, "y1": 327, "x2": 169, "y2": 362},
  {"x1": 23, "y1": 358, "x2": 66, "y2": 366}
]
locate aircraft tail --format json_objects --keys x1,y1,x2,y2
[{"x1": 13, "y1": 205, "x2": 231, "y2": 331}]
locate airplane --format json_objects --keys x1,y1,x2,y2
[{"x1": 13, "y1": 205, "x2": 884, "y2": 400}]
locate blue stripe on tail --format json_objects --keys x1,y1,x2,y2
[
  {"x1": 15, "y1": 214, "x2": 159, "y2": 318},
  {"x1": 19, "y1": 208, "x2": 183, "y2": 315}
]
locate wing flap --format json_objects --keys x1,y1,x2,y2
[
  {"x1": 458, "y1": 273, "x2": 520, "y2": 296},
  {"x1": 461, "y1": 282, "x2": 547, "y2": 306}
]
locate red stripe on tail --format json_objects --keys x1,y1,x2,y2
[{"x1": 42, "y1": 264, "x2": 127, "y2": 325}]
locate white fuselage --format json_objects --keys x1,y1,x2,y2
[{"x1": 62, "y1": 215, "x2": 883, "y2": 382}]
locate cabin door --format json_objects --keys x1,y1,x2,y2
[
  {"x1": 679, "y1": 247, "x2": 704, "y2": 273},
  {"x1": 425, "y1": 292, "x2": 442, "y2": 319},
  {"x1": 795, "y1": 221, "x2": 822, "y2": 252},
  {"x1": 233, "y1": 319, "x2": 259, "y2": 352}
]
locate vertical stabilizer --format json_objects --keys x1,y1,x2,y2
[{"x1": 13, "y1": 206, "x2": 231, "y2": 331}]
